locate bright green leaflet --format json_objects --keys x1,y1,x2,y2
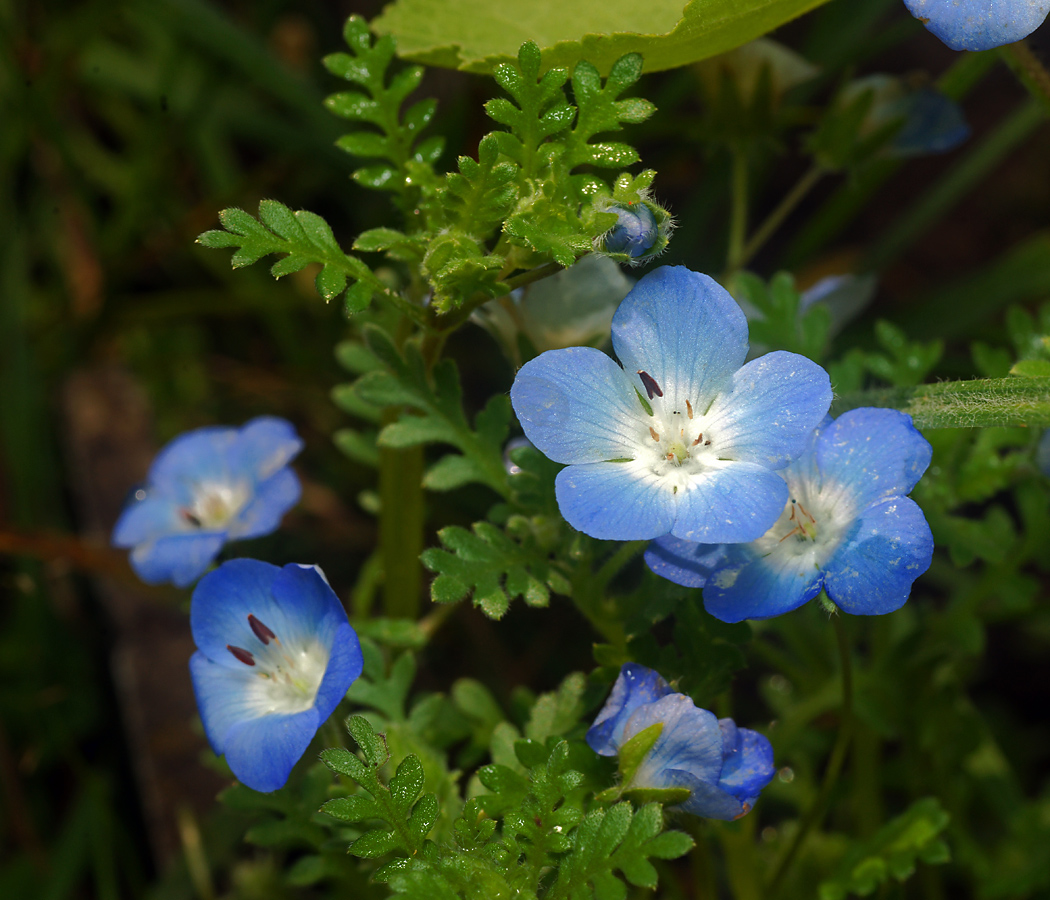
[{"x1": 373, "y1": 0, "x2": 832, "y2": 75}]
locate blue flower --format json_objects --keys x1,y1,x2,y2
[
  {"x1": 189, "y1": 559, "x2": 363, "y2": 792},
  {"x1": 645, "y1": 408, "x2": 935, "y2": 622},
  {"x1": 1038, "y1": 428, "x2": 1050, "y2": 476},
  {"x1": 510, "y1": 267, "x2": 833, "y2": 542},
  {"x1": 903, "y1": 0, "x2": 1049, "y2": 51},
  {"x1": 587, "y1": 663, "x2": 775, "y2": 820},
  {"x1": 112, "y1": 417, "x2": 303, "y2": 587}
]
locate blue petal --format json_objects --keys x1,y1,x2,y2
[
  {"x1": 312, "y1": 621, "x2": 365, "y2": 722},
  {"x1": 112, "y1": 494, "x2": 181, "y2": 547},
  {"x1": 269, "y1": 563, "x2": 351, "y2": 649},
  {"x1": 229, "y1": 468, "x2": 302, "y2": 540},
  {"x1": 222, "y1": 706, "x2": 321, "y2": 792},
  {"x1": 190, "y1": 651, "x2": 266, "y2": 753},
  {"x1": 816, "y1": 409, "x2": 931, "y2": 508},
  {"x1": 703, "y1": 351, "x2": 832, "y2": 468},
  {"x1": 903, "y1": 0, "x2": 1049, "y2": 51},
  {"x1": 1038, "y1": 428, "x2": 1050, "y2": 477},
  {"x1": 717, "y1": 720, "x2": 775, "y2": 804},
  {"x1": 703, "y1": 542, "x2": 825, "y2": 623},
  {"x1": 673, "y1": 463, "x2": 789, "y2": 543},
  {"x1": 823, "y1": 497, "x2": 934, "y2": 615},
  {"x1": 611, "y1": 268, "x2": 749, "y2": 415},
  {"x1": 149, "y1": 426, "x2": 238, "y2": 487},
  {"x1": 674, "y1": 773, "x2": 748, "y2": 820},
  {"x1": 232, "y1": 417, "x2": 304, "y2": 482},
  {"x1": 555, "y1": 462, "x2": 676, "y2": 540},
  {"x1": 587, "y1": 663, "x2": 673, "y2": 755},
  {"x1": 191, "y1": 559, "x2": 284, "y2": 667},
  {"x1": 891, "y1": 88, "x2": 970, "y2": 156},
  {"x1": 511, "y1": 347, "x2": 645, "y2": 464},
  {"x1": 604, "y1": 204, "x2": 658, "y2": 258},
  {"x1": 644, "y1": 535, "x2": 727, "y2": 588},
  {"x1": 131, "y1": 532, "x2": 225, "y2": 587},
  {"x1": 624, "y1": 694, "x2": 724, "y2": 789}
]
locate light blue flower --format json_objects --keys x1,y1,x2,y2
[
  {"x1": 603, "y1": 203, "x2": 659, "y2": 259},
  {"x1": 112, "y1": 417, "x2": 303, "y2": 587},
  {"x1": 189, "y1": 559, "x2": 363, "y2": 792},
  {"x1": 587, "y1": 663, "x2": 775, "y2": 820},
  {"x1": 646, "y1": 408, "x2": 934, "y2": 622},
  {"x1": 510, "y1": 266, "x2": 833, "y2": 542},
  {"x1": 903, "y1": 0, "x2": 1049, "y2": 51}
]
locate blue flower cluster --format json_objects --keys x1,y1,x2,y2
[
  {"x1": 112, "y1": 417, "x2": 303, "y2": 587},
  {"x1": 511, "y1": 265, "x2": 934, "y2": 623},
  {"x1": 588, "y1": 663, "x2": 775, "y2": 820}
]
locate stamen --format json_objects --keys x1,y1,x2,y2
[
  {"x1": 649, "y1": 426, "x2": 661, "y2": 442},
  {"x1": 704, "y1": 440, "x2": 712, "y2": 446},
  {"x1": 692, "y1": 432, "x2": 703, "y2": 446},
  {"x1": 180, "y1": 509, "x2": 202, "y2": 528},
  {"x1": 248, "y1": 614, "x2": 276, "y2": 645},
  {"x1": 227, "y1": 644, "x2": 256, "y2": 666},
  {"x1": 733, "y1": 803, "x2": 752, "y2": 820},
  {"x1": 637, "y1": 370, "x2": 663, "y2": 400},
  {"x1": 779, "y1": 526, "x2": 803, "y2": 543},
  {"x1": 685, "y1": 399, "x2": 694, "y2": 419}
]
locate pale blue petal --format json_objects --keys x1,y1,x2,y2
[
  {"x1": 313, "y1": 621, "x2": 364, "y2": 721},
  {"x1": 511, "y1": 347, "x2": 645, "y2": 464},
  {"x1": 1039, "y1": 428, "x2": 1050, "y2": 476},
  {"x1": 112, "y1": 494, "x2": 182, "y2": 546},
  {"x1": 644, "y1": 535, "x2": 727, "y2": 588},
  {"x1": 222, "y1": 707, "x2": 321, "y2": 792},
  {"x1": 555, "y1": 462, "x2": 675, "y2": 539},
  {"x1": 703, "y1": 351, "x2": 832, "y2": 468},
  {"x1": 191, "y1": 559, "x2": 283, "y2": 667},
  {"x1": 903, "y1": 0, "x2": 1049, "y2": 51},
  {"x1": 150, "y1": 427, "x2": 238, "y2": 487},
  {"x1": 587, "y1": 663, "x2": 673, "y2": 755},
  {"x1": 717, "y1": 721, "x2": 775, "y2": 805},
  {"x1": 131, "y1": 532, "x2": 225, "y2": 587},
  {"x1": 816, "y1": 409, "x2": 931, "y2": 508},
  {"x1": 824, "y1": 497, "x2": 934, "y2": 615},
  {"x1": 891, "y1": 88, "x2": 970, "y2": 156},
  {"x1": 269, "y1": 564, "x2": 349, "y2": 649},
  {"x1": 675, "y1": 774, "x2": 748, "y2": 820},
  {"x1": 624, "y1": 694, "x2": 724, "y2": 788},
  {"x1": 232, "y1": 417, "x2": 304, "y2": 482},
  {"x1": 228, "y1": 469, "x2": 302, "y2": 540},
  {"x1": 189, "y1": 651, "x2": 266, "y2": 753},
  {"x1": 611, "y1": 267, "x2": 748, "y2": 414},
  {"x1": 703, "y1": 543, "x2": 825, "y2": 624},
  {"x1": 672, "y1": 463, "x2": 789, "y2": 543}
]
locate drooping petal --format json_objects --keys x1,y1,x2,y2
[
  {"x1": 228, "y1": 468, "x2": 302, "y2": 540},
  {"x1": 703, "y1": 351, "x2": 832, "y2": 468},
  {"x1": 903, "y1": 0, "x2": 1050, "y2": 52},
  {"x1": 717, "y1": 721, "x2": 775, "y2": 805},
  {"x1": 823, "y1": 496, "x2": 934, "y2": 615},
  {"x1": 555, "y1": 461, "x2": 676, "y2": 540},
  {"x1": 221, "y1": 706, "x2": 322, "y2": 792},
  {"x1": 816, "y1": 409, "x2": 932, "y2": 508},
  {"x1": 191, "y1": 559, "x2": 284, "y2": 668},
  {"x1": 233, "y1": 417, "x2": 305, "y2": 482},
  {"x1": 643, "y1": 535, "x2": 727, "y2": 588},
  {"x1": 149, "y1": 426, "x2": 238, "y2": 487},
  {"x1": 672, "y1": 463, "x2": 789, "y2": 543},
  {"x1": 130, "y1": 532, "x2": 226, "y2": 587},
  {"x1": 703, "y1": 542, "x2": 825, "y2": 624},
  {"x1": 112, "y1": 494, "x2": 183, "y2": 546},
  {"x1": 587, "y1": 663, "x2": 673, "y2": 755},
  {"x1": 611, "y1": 267, "x2": 749, "y2": 414},
  {"x1": 511, "y1": 347, "x2": 644, "y2": 464},
  {"x1": 624, "y1": 694, "x2": 725, "y2": 790}
]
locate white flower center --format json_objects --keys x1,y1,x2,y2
[
  {"x1": 183, "y1": 481, "x2": 251, "y2": 530},
  {"x1": 752, "y1": 476, "x2": 857, "y2": 570},
  {"x1": 227, "y1": 615, "x2": 329, "y2": 716}
]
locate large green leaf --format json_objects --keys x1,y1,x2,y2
[{"x1": 372, "y1": 0, "x2": 831, "y2": 75}]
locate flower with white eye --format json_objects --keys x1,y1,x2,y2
[
  {"x1": 112, "y1": 417, "x2": 303, "y2": 587},
  {"x1": 511, "y1": 266, "x2": 832, "y2": 543},
  {"x1": 189, "y1": 559, "x2": 363, "y2": 793}
]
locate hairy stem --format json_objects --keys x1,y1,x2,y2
[{"x1": 1000, "y1": 40, "x2": 1050, "y2": 117}]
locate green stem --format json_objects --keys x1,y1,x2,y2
[
  {"x1": 726, "y1": 149, "x2": 749, "y2": 273},
  {"x1": 593, "y1": 540, "x2": 647, "y2": 594},
  {"x1": 862, "y1": 100, "x2": 1044, "y2": 272},
  {"x1": 378, "y1": 429, "x2": 424, "y2": 620},
  {"x1": 833, "y1": 376, "x2": 1050, "y2": 429},
  {"x1": 731, "y1": 165, "x2": 824, "y2": 276},
  {"x1": 1000, "y1": 40, "x2": 1050, "y2": 117},
  {"x1": 767, "y1": 613, "x2": 853, "y2": 898}
]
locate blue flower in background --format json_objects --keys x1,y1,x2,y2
[
  {"x1": 189, "y1": 559, "x2": 363, "y2": 792},
  {"x1": 510, "y1": 266, "x2": 832, "y2": 542},
  {"x1": 646, "y1": 408, "x2": 934, "y2": 623},
  {"x1": 112, "y1": 417, "x2": 303, "y2": 587},
  {"x1": 587, "y1": 663, "x2": 775, "y2": 820},
  {"x1": 903, "y1": 0, "x2": 1049, "y2": 51},
  {"x1": 1037, "y1": 428, "x2": 1050, "y2": 476}
]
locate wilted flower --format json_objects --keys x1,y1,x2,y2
[
  {"x1": 903, "y1": 0, "x2": 1049, "y2": 51},
  {"x1": 189, "y1": 559, "x2": 363, "y2": 792},
  {"x1": 112, "y1": 417, "x2": 303, "y2": 587},
  {"x1": 646, "y1": 408, "x2": 935, "y2": 623},
  {"x1": 587, "y1": 663, "x2": 775, "y2": 820},
  {"x1": 510, "y1": 266, "x2": 832, "y2": 543}
]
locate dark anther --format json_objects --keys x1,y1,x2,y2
[
  {"x1": 248, "y1": 614, "x2": 276, "y2": 645},
  {"x1": 637, "y1": 370, "x2": 663, "y2": 400},
  {"x1": 180, "y1": 508, "x2": 202, "y2": 528},
  {"x1": 227, "y1": 644, "x2": 256, "y2": 666}
]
